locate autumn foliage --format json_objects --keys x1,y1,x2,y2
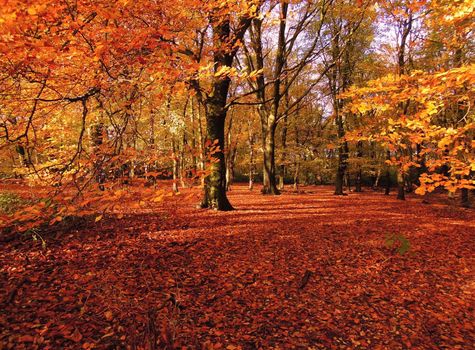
[
  {"x1": 0, "y1": 0, "x2": 474, "y2": 348},
  {"x1": 344, "y1": 65, "x2": 475, "y2": 195}
]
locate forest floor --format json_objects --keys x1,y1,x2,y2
[{"x1": 1, "y1": 183, "x2": 474, "y2": 349}]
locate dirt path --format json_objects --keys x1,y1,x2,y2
[{"x1": 1, "y1": 185, "x2": 474, "y2": 349}]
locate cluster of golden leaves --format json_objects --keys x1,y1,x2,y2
[{"x1": 343, "y1": 65, "x2": 475, "y2": 195}]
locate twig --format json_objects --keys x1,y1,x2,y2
[{"x1": 299, "y1": 270, "x2": 313, "y2": 290}]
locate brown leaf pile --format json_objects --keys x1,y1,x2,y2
[{"x1": 1, "y1": 184, "x2": 474, "y2": 349}]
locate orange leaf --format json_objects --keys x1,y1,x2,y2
[{"x1": 69, "y1": 329, "x2": 83, "y2": 343}]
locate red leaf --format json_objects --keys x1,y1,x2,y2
[
  {"x1": 18, "y1": 335, "x2": 35, "y2": 342},
  {"x1": 69, "y1": 329, "x2": 83, "y2": 342}
]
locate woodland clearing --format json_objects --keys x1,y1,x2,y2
[{"x1": 1, "y1": 183, "x2": 474, "y2": 349}]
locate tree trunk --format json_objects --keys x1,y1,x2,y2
[
  {"x1": 384, "y1": 150, "x2": 391, "y2": 195},
  {"x1": 346, "y1": 171, "x2": 351, "y2": 192},
  {"x1": 196, "y1": 99, "x2": 206, "y2": 186},
  {"x1": 334, "y1": 137, "x2": 348, "y2": 195},
  {"x1": 171, "y1": 138, "x2": 179, "y2": 193},
  {"x1": 180, "y1": 129, "x2": 187, "y2": 188},
  {"x1": 248, "y1": 120, "x2": 255, "y2": 191},
  {"x1": 278, "y1": 166, "x2": 285, "y2": 190},
  {"x1": 92, "y1": 123, "x2": 105, "y2": 191},
  {"x1": 461, "y1": 188, "x2": 470, "y2": 208},
  {"x1": 200, "y1": 105, "x2": 233, "y2": 210},
  {"x1": 278, "y1": 115, "x2": 288, "y2": 190},
  {"x1": 262, "y1": 121, "x2": 280, "y2": 195},
  {"x1": 248, "y1": 156, "x2": 254, "y2": 191},
  {"x1": 249, "y1": 6, "x2": 284, "y2": 196},
  {"x1": 397, "y1": 171, "x2": 405, "y2": 200},
  {"x1": 225, "y1": 143, "x2": 237, "y2": 192},
  {"x1": 278, "y1": 89, "x2": 289, "y2": 191},
  {"x1": 455, "y1": 48, "x2": 470, "y2": 208},
  {"x1": 190, "y1": 98, "x2": 198, "y2": 173},
  {"x1": 225, "y1": 113, "x2": 237, "y2": 191},
  {"x1": 195, "y1": 12, "x2": 251, "y2": 210},
  {"x1": 149, "y1": 108, "x2": 155, "y2": 148},
  {"x1": 355, "y1": 140, "x2": 363, "y2": 192},
  {"x1": 293, "y1": 160, "x2": 300, "y2": 191},
  {"x1": 373, "y1": 168, "x2": 381, "y2": 189},
  {"x1": 225, "y1": 165, "x2": 233, "y2": 191}
]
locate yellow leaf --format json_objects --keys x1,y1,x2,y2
[
  {"x1": 95, "y1": 215, "x2": 103, "y2": 222},
  {"x1": 152, "y1": 194, "x2": 164, "y2": 202},
  {"x1": 27, "y1": 7, "x2": 37, "y2": 15},
  {"x1": 214, "y1": 66, "x2": 231, "y2": 77},
  {"x1": 415, "y1": 187, "x2": 426, "y2": 195}
]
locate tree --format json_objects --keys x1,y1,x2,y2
[
  {"x1": 320, "y1": 0, "x2": 372, "y2": 195},
  {"x1": 187, "y1": 1, "x2": 256, "y2": 210},
  {"x1": 241, "y1": 0, "x2": 350, "y2": 194}
]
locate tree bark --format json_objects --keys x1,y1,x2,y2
[
  {"x1": 196, "y1": 99, "x2": 205, "y2": 186},
  {"x1": 397, "y1": 171, "x2": 405, "y2": 200},
  {"x1": 225, "y1": 114, "x2": 237, "y2": 191},
  {"x1": 171, "y1": 137, "x2": 179, "y2": 193},
  {"x1": 334, "y1": 120, "x2": 348, "y2": 196},
  {"x1": 200, "y1": 102, "x2": 233, "y2": 210},
  {"x1": 261, "y1": 119, "x2": 280, "y2": 194},
  {"x1": 278, "y1": 114, "x2": 288, "y2": 190},
  {"x1": 461, "y1": 188, "x2": 470, "y2": 208},
  {"x1": 384, "y1": 150, "x2": 391, "y2": 195},
  {"x1": 293, "y1": 160, "x2": 300, "y2": 191},
  {"x1": 92, "y1": 123, "x2": 105, "y2": 191},
  {"x1": 355, "y1": 140, "x2": 363, "y2": 192},
  {"x1": 248, "y1": 119, "x2": 255, "y2": 191},
  {"x1": 373, "y1": 168, "x2": 381, "y2": 189},
  {"x1": 180, "y1": 131, "x2": 186, "y2": 188}
]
